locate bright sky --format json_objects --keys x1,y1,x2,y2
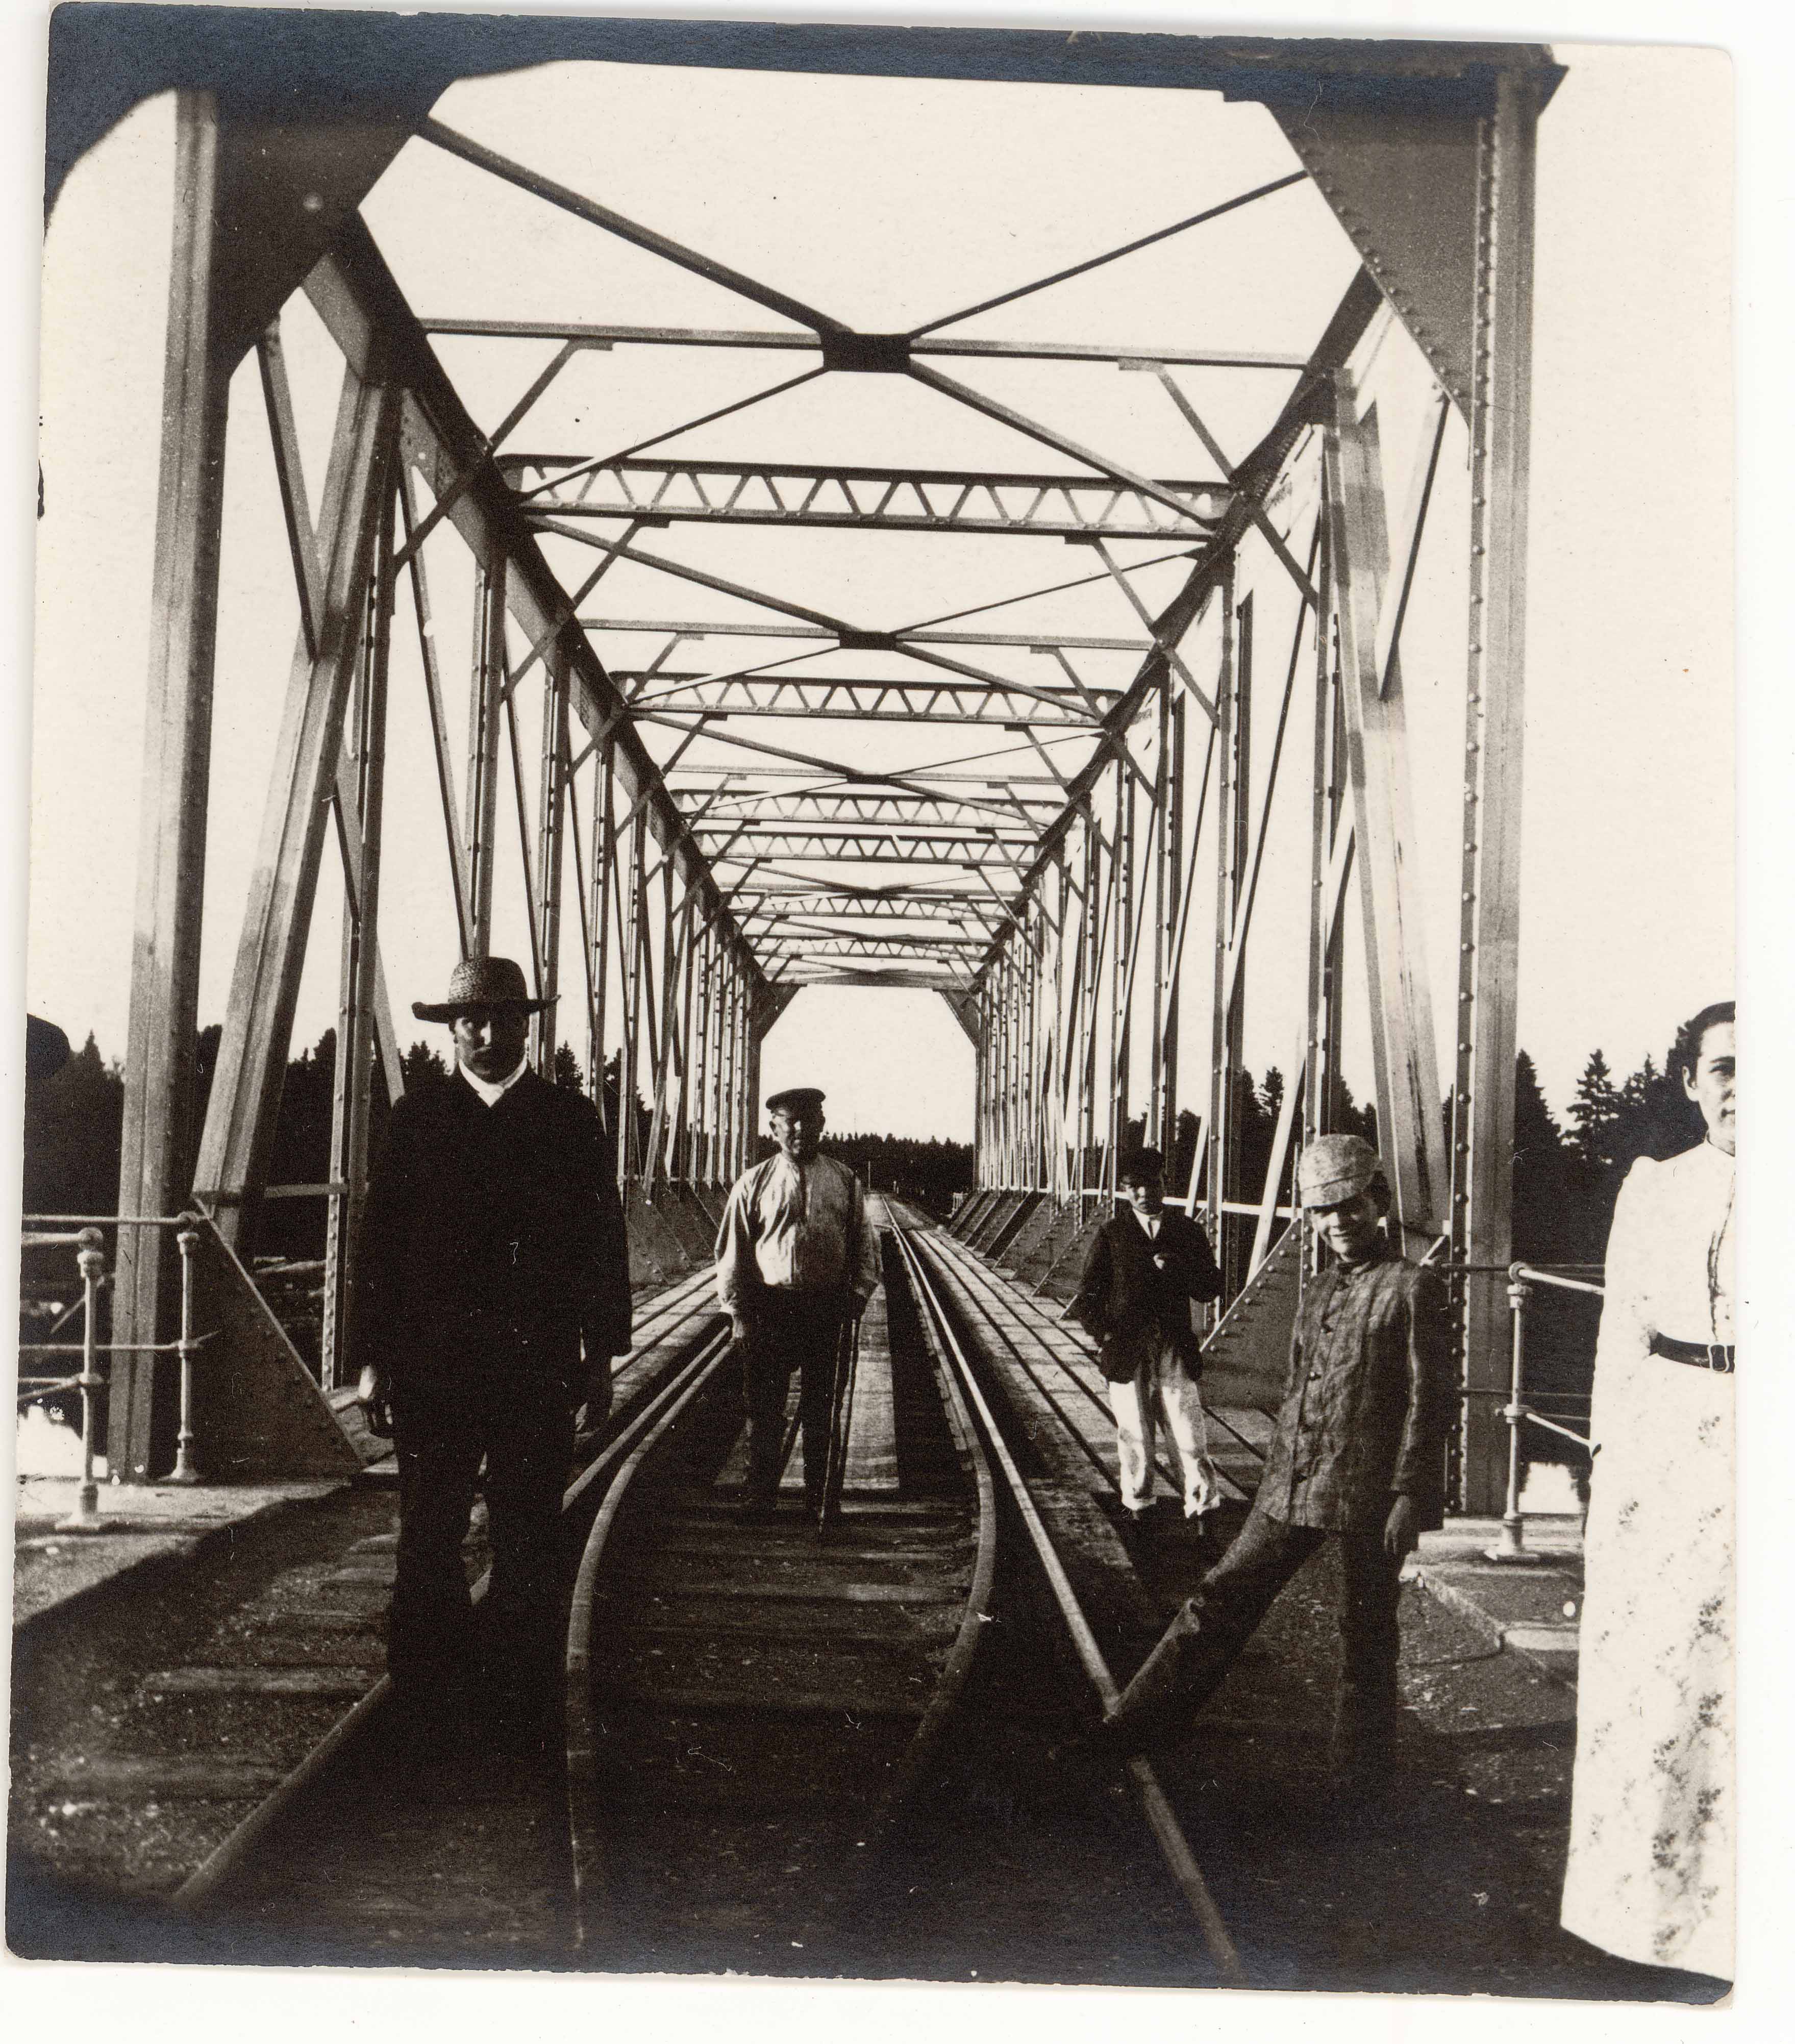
[{"x1": 26, "y1": 37, "x2": 1732, "y2": 1143}]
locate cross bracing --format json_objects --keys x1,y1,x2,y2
[
  {"x1": 504, "y1": 456, "x2": 1234, "y2": 540},
  {"x1": 613, "y1": 676, "x2": 1112, "y2": 726},
  {"x1": 697, "y1": 831, "x2": 1039, "y2": 862},
  {"x1": 669, "y1": 789, "x2": 1062, "y2": 825},
  {"x1": 91, "y1": 18, "x2": 1559, "y2": 1515},
  {"x1": 583, "y1": 620, "x2": 1157, "y2": 652},
  {"x1": 425, "y1": 317, "x2": 1311, "y2": 372}
]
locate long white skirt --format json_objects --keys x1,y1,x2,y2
[{"x1": 1561, "y1": 1348, "x2": 1734, "y2": 1977}]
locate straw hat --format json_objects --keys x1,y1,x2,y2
[{"x1": 411, "y1": 955, "x2": 552, "y2": 1022}]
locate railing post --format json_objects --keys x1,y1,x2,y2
[
  {"x1": 1483, "y1": 1265, "x2": 1536, "y2": 1562},
  {"x1": 57, "y1": 1229, "x2": 110, "y2": 1533},
  {"x1": 166, "y1": 1224, "x2": 203, "y2": 1485}
]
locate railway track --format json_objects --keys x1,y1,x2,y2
[
  {"x1": 561, "y1": 1203, "x2": 996, "y2": 1970},
  {"x1": 142, "y1": 1267, "x2": 734, "y2": 1961},
  {"x1": 43, "y1": 1205, "x2": 1249, "y2": 1981},
  {"x1": 886, "y1": 1211, "x2": 1246, "y2": 1986},
  {"x1": 557, "y1": 1200, "x2": 1241, "y2": 1981},
  {"x1": 909, "y1": 1212, "x2": 1275, "y2": 1511}
]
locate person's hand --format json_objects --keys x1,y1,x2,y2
[
  {"x1": 356, "y1": 1362, "x2": 392, "y2": 1440},
  {"x1": 1383, "y1": 1493, "x2": 1420, "y2": 1563},
  {"x1": 730, "y1": 1312, "x2": 750, "y2": 1345}
]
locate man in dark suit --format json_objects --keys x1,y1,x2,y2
[
  {"x1": 1069, "y1": 1148, "x2": 1224, "y2": 1528},
  {"x1": 353, "y1": 956, "x2": 632, "y2": 1759}
]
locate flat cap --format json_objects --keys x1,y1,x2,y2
[
  {"x1": 1295, "y1": 1133, "x2": 1383, "y2": 1209},
  {"x1": 1119, "y1": 1148, "x2": 1166, "y2": 1183},
  {"x1": 413, "y1": 955, "x2": 552, "y2": 1021},
  {"x1": 766, "y1": 1086, "x2": 826, "y2": 1116}
]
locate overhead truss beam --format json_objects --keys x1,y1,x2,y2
[
  {"x1": 425, "y1": 319, "x2": 1307, "y2": 371},
  {"x1": 508, "y1": 455, "x2": 1231, "y2": 540},
  {"x1": 579, "y1": 618, "x2": 1152, "y2": 653},
  {"x1": 702, "y1": 829, "x2": 1030, "y2": 862},
  {"x1": 617, "y1": 673, "x2": 1111, "y2": 725}
]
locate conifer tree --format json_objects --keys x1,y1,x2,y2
[
  {"x1": 400, "y1": 1039, "x2": 447, "y2": 1088},
  {"x1": 1567, "y1": 1049, "x2": 1623, "y2": 1177}
]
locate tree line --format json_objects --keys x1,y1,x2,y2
[
  {"x1": 22, "y1": 1024, "x2": 1702, "y2": 1263},
  {"x1": 19, "y1": 1029, "x2": 983, "y2": 1244},
  {"x1": 22, "y1": 1020, "x2": 1703, "y2": 1457}
]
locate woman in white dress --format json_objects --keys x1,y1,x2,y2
[{"x1": 1561, "y1": 1001, "x2": 1735, "y2": 1983}]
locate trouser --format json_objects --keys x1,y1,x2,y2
[
  {"x1": 1099, "y1": 1503, "x2": 1406, "y2": 1774},
  {"x1": 738, "y1": 1290, "x2": 847, "y2": 1503},
  {"x1": 1108, "y1": 1334, "x2": 1222, "y2": 1515},
  {"x1": 389, "y1": 1385, "x2": 575, "y2": 1744}
]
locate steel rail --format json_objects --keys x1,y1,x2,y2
[
  {"x1": 852, "y1": 1209, "x2": 1000, "y2": 1852},
  {"x1": 169, "y1": 1290, "x2": 729, "y2": 1915},
  {"x1": 923, "y1": 1226, "x2": 1270, "y2": 1480},
  {"x1": 564, "y1": 1326, "x2": 737, "y2": 1944},
  {"x1": 890, "y1": 1218, "x2": 1245, "y2": 1985},
  {"x1": 565, "y1": 1214, "x2": 1000, "y2": 1949},
  {"x1": 916, "y1": 1223, "x2": 1187, "y2": 1503}
]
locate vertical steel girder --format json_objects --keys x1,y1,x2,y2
[
  {"x1": 322, "y1": 489, "x2": 396, "y2": 1389},
  {"x1": 1147, "y1": 685, "x2": 1173, "y2": 1151},
  {"x1": 397, "y1": 471, "x2": 475, "y2": 959},
  {"x1": 110, "y1": 94, "x2": 231, "y2": 1475},
  {"x1": 1452, "y1": 73, "x2": 1542, "y2": 1510},
  {"x1": 619, "y1": 805, "x2": 646, "y2": 1185},
  {"x1": 464, "y1": 557, "x2": 506, "y2": 951},
  {"x1": 642, "y1": 862, "x2": 681, "y2": 1185},
  {"x1": 588, "y1": 744, "x2": 615, "y2": 1102},
  {"x1": 190, "y1": 359, "x2": 401, "y2": 1243},
  {"x1": 1325, "y1": 385, "x2": 1449, "y2": 1248},
  {"x1": 1205, "y1": 572, "x2": 1240, "y2": 1264},
  {"x1": 531, "y1": 649, "x2": 571, "y2": 1074}
]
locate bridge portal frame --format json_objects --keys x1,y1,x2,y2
[{"x1": 86, "y1": 20, "x2": 1556, "y2": 1508}]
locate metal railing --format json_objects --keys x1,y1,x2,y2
[
  {"x1": 1024, "y1": 1209, "x2": 1602, "y2": 1548},
  {"x1": 1478, "y1": 1261, "x2": 1601, "y2": 1563},
  {"x1": 18, "y1": 1214, "x2": 216, "y2": 1523}
]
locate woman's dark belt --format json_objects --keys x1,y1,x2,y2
[{"x1": 1648, "y1": 1332, "x2": 1735, "y2": 1374}]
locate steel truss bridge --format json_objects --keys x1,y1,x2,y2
[{"x1": 67, "y1": 13, "x2": 1560, "y2": 1515}]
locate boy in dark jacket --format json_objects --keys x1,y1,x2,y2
[
  {"x1": 1069, "y1": 1149, "x2": 1224, "y2": 1527},
  {"x1": 1069, "y1": 1134, "x2": 1451, "y2": 1784}
]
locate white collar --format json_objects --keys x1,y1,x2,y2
[{"x1": 460, "y1": 1057, "x2": 529, "y2": 1107}]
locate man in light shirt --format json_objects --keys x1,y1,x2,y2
[{"x1": 715, "y1": 1087, "x2": 880, "y2": 1518}]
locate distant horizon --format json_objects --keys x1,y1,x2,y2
[{"x1": 31, "y1": 999, "x2": 1697, "y2": 1144}]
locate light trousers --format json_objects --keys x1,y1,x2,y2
[{"x1": 1108, "y1": 1334, "x2": 1221, "y2": 1514}]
